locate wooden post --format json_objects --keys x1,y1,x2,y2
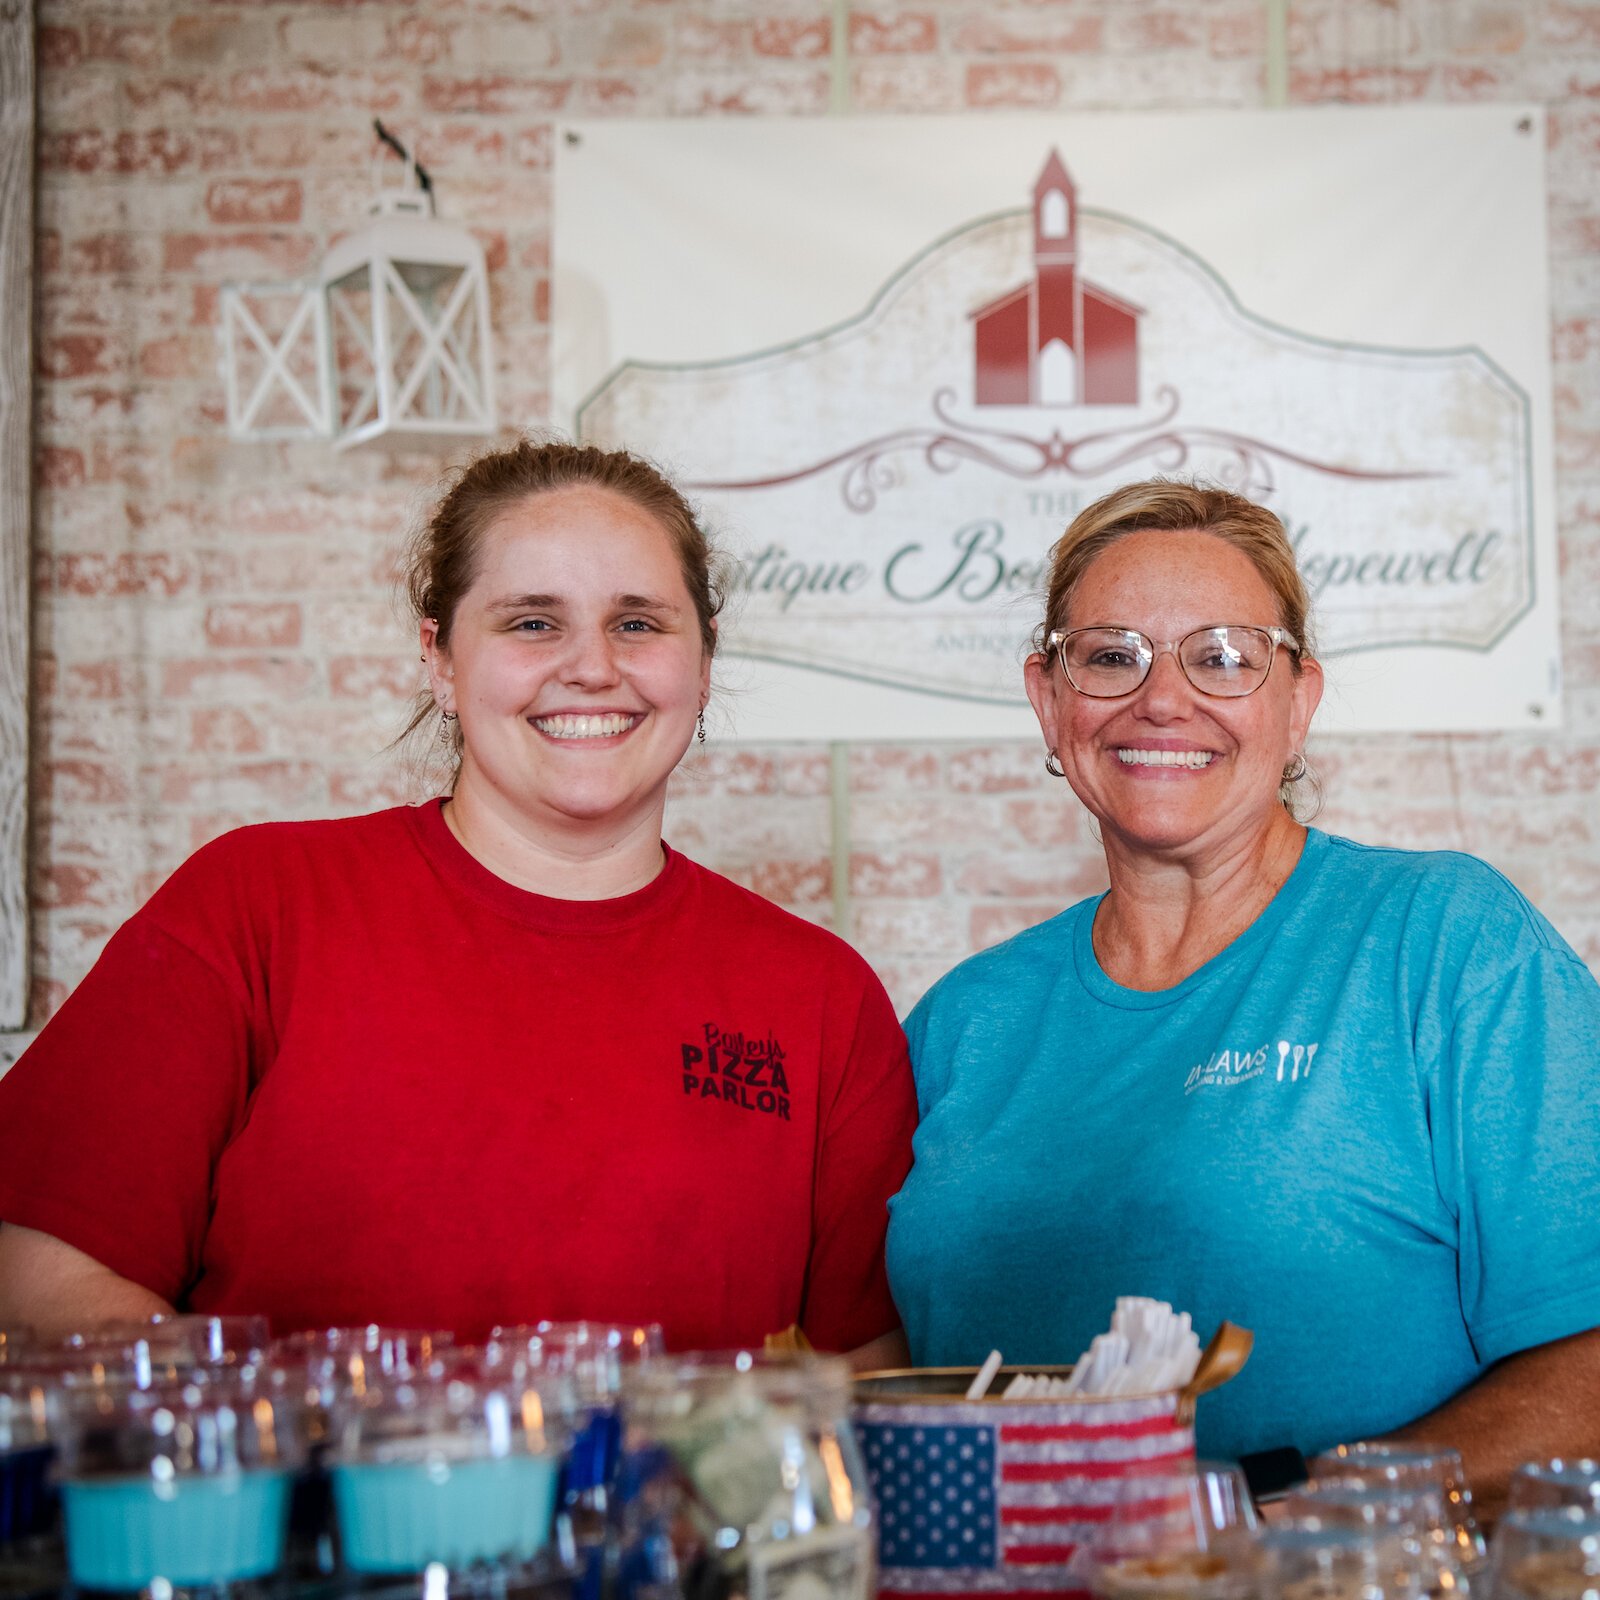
[
  {"x1": 1263, "y1": 0, "x2": 1289, "y2": 108},
  {"x1": 0, "y1": 0, "x2": 34, "y2": 1029}
]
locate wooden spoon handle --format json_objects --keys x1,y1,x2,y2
[{"x1": 1174, "y1": 1321, "x2": 1254, "y2": 1428}]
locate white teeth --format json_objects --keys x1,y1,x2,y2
[
  {"x1": 533, "y1": 713, "x2": 637, "y2": 739},
  {"x1": 1116, "y1": 748, "x2": 1214, "y2": 769}
]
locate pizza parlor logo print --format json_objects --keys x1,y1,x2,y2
[
  {"x1": 1183, "y1": 1038, "x2": 1320, "y2": 1096},
  {"x1": 680, "y1": 1023, "x2": 792, "y2": 1122},
  {"x1": 582, "y1": 146, "x2": 1533, "y2": 704}
]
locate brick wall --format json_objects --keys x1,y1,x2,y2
[{"x1": 12, "y1": 0, "x2": 1600, "y2": 1059}]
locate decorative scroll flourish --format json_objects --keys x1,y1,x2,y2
[{"x1": 684, "y1": 387, "x2": 1450, "y2": 511}]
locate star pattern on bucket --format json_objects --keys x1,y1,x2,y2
[{"x1": 861, "y1": 1424, "x2": 996, "y2": 1568}]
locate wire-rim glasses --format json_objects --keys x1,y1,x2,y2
[{"x1": 1047, "y1": 625, "x2": 1301, "y2": 700}]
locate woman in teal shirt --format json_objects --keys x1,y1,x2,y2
[{"x1": 887, "y1": 480, "x2": 1600, "y2": 1506}]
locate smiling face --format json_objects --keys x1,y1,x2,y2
[
  {"x1": 423, "y1": 485, "x2": 712, "y2": 845},
  {"x1": 1024, "y1": 527, "x2": 1322, "y2": 861}
]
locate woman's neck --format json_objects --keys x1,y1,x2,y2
[
  {"x1": 1092, "y1": 810, "x2": 1307, "y2": 991},
  {"x1": 440, "y1": 782, "x2": 668, "y2": 901}
]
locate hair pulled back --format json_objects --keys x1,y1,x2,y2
[
  {"x1": 1035, "y1": 478, "x2": 1319, "y2": 816},
  {"x1": 401, "y1": 437, "x2": 724, "y2": 759},
  {"x1": 1036, "y1": 479, "x2": 1313, "y2": 657}
]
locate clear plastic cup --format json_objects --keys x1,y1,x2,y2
[
  {"x1": 44, "y1": 1316, "x2": 275, "y2": 1399},
  {"x1": 269, "y1": 1325, "x2": 456, "y2": 1578},
  {"x1": 1508, "y1": 1464, "x2": 1600, "y2": 1520},
  {"x1": 329, "y1": 1354, "x2": 571, "y2": 1576},
  {"x1": 62, "y1": 1316, "x2": 271, "y2": 1370},
  {"x1": 1084, "y1": 1463, "x2": 1260, "y2": 1600},
  {"x1": 1310, "y1": 1442, "x2": 1487, "y2": 1575},
  {"x1": 1258, "y1": 1521, "x2": 1404, "y2": 1600},
  {"x1": 487, "y1": 1322, "x2": 664, "y2": 1402},
  {"x1": 1487, "y1": 1507, "x2": 1600, "y2": 1600},
  {"x1": 145, "y1": 1315, "x2": 271, "y2": 1370},
  {"x1": 618, "y1": 1351, "x2": 873, "y2": 1600},
  {"x1": 1287, "y1": 1482, "x2": 1466, "y2": 1599},
  {"x1": 0, "y1": 1325, "x2": 35, "y2": 1367},
  {"x1": 0, "y1": 1365, "x2": 58, "y2": 1549},
  {"x1": 54, "y1": 1374, "x2": 303, "y2": 1592},
  {"x1": 486, "y1": 1321, "x2": 664, "y2": 1570},
  {"x1": 272, "y1": 1325, "x2": 454, "y2": 1401}
]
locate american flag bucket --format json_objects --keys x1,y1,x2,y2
[{"x1": 853, "y1": 1368, "x2": 1195, "y2": 1600}]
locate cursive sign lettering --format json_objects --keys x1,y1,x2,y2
[
  {"x1": 1293, "y1": 526, "x2": 1502, "y2": 599},
  {"x1": 718, "y1": 520, "x2": 1506, "y2": 621},
  {"x1": 727, "y1": 542, "x2": 872, "y2": 612},
  {"x1": 885, "y1": 522, "x2": 1047, "y2": 605}
]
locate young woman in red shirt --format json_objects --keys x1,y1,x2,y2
[{"x1": 0, "y1": 441, "x2": 915, "y2": 1363}]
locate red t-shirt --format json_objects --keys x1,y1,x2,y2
[{"x1": 0, "y1": 803, "x2": 916, "y2": 1351}]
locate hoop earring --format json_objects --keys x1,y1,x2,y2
[
  {"x1": 1044, "y1": 749, "x2": 1065, "y2": 778},
  {"x1": 437, "y1": 708, "x2": 457, "y2": 747},
  {"x1": 696, "y1": 710, "x2": 707, "y2": 746},
  {"x1": 1283, "y1": 751, "x2": 1308, "y2": 783}
]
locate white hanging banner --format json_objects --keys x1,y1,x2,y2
[{"x1": 552, "y1": 109, "x2": 1556, "y2": 739}]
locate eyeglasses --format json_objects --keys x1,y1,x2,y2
[{"x1": 1046, "y1": 625, "x2": 1300, "y2": 699}]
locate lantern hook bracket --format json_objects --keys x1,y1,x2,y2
[{"x1": 373, "y1": 119, "x2": 433, "y2": 199}]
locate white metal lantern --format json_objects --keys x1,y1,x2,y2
[
  {"x1": 322, "y1": 182, "x2": 496, "y2": 450},
  {"x1": 221, "y1": 140, "x2": 497, "y2": 449},
  {"x1": 221, "y1": 281, "x2": 333, "y2": 438}
]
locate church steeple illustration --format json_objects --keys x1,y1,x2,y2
[
  {"x1": 971, "y1": 149, "x2": 1141, "y2": 408},
  {"x1": 1033, "y1": 149, "x2": 1076, "y2": 262}
]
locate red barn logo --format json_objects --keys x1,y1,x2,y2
[{"x1": 971, "y1": 150, "x2": 1141, "y2": 407}]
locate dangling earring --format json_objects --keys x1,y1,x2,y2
[
  {"x1": 696, "y1": 710, "x2": 707, "y2": 746},
  {"x1": 437, "y1": 708, "x2": 457, "y2": 747},
  {"x1": 1044, "y1": 749, "x2": 1065, "y2": 777}
]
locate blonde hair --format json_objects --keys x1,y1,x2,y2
[{"x1": 1036, "y1": 479, "x2": 1319, "y2": 815}]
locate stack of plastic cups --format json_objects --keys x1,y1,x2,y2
[
  {"x1": 327, "y1": 1348, "x2": 573, "y2": 1596},
  {"x1": 487, "y1": 1322, "x2": 664, "y2": 1600},
  {"x1": 53, "y1": 1373, "x2": 303, "y2": 1598},
  {"x1": 271, "y1": 1325, "x2": 455, "y2": 1578}
]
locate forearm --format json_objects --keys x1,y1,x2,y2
[
  {"x1": 1384, "y1": 1326, "x2": 1600, "y2": 1520},
  {"x1": 848, "y1": 1326, "x2": 910, "y2": 1373},
  {"x1": 0, "y1": 1223, "x2": 174, "y2": 1339}
]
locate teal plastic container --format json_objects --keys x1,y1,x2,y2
[
  {"x1": 62, "y1": 1468, "x2": 292, "y2": 1589},
  {"x1": 332, "y1": 1454, "x2": 559, "y2": 1573}
]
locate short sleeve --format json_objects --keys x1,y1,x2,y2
[
  {"x1": 1440, "y1": 946, "x2": 1600, "y2": 1363},
  {"x1": 0, "y1": 916, "x2": 254, "y2": 1303},
  {"x1": 799, "y1": 963, "x2": 916, "y2": 1352}
]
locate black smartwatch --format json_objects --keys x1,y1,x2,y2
[{"x1": 1238, "y1": 1445, "x2": 1309, "y2": 1503}]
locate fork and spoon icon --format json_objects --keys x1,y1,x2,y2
[{"x1": 1276, "y1": 1040, "x2": 1318, "y2": 1082}]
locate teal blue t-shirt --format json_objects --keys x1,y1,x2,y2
[{"x1": 887, "y1": 830, "x2": 1600, "y2": 1460}]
